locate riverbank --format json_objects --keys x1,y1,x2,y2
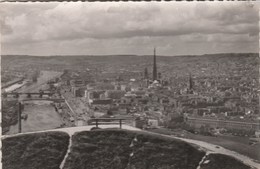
[{"x1": 3, "y1": 81, "x2": 27, "y2": 92}]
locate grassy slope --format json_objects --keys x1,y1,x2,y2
[
  {"x1": 2, "y1": 100, "x2": 19, "y2": 134},
  {"x1": 201, "y1": 154, "x2": 251, "y2": 169},
  {"x1": 2, "y1": 131, "x2": 70, "y2": 169},
  {"x1": 188, "y1": 134, "x2": 260, "y2": 162},
  {"x1": 64, "y1": 129, "x2": 205, "y2": 169},
  {"x1": 2, "y1": 129, "x2": 255, "y2": 169},
  {"x1": 148, "y1": 128, "x2": 260, "y2": 162}
]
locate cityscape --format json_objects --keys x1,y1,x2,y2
[{"x1": 1, "y1": 1, "x2": 260, "y2": 169}]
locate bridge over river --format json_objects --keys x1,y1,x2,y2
[{"x1": 2, "y1": 92, "x2": 65, "y2": 102}]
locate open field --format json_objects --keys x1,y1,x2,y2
[{"x1": 2, "y1": 131, "x2": 70, "y2": 169}]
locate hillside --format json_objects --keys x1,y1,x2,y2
[
  {"x1": 1, "y1": 100, "x2": 19, "y2": 134},
  {"x1": 200, "y1": 154, "x2": 253, "y2": 169},
  {"x1": 2, "y1": 53, "x2": 258, "y2": 86},
  {"x1": 2, "y1": 53, "x2": 258, "y2": 71},
  {"x1": 2, "y1": 129, "x2": 254, "y2": 169},
  {"x1": 2, "y1": 131, "x2": 70, "y2": 169},
  {"x1": 64, "y1": 129, "x2": 205, "y2": 169}
]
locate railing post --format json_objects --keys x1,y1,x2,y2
[
  {"x1": 18, "y1": 102, "x2": 22, "y2": 133},
  {"x1": 119, "y1": 119, "x2": 122, "y2": 129},
  {"x1": 96, "y1": 119, "x2": 98, "y2": 128}
]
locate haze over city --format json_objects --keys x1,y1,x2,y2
[{"x1": 1, "y1": 1, "x2": 259, "y2": 56}]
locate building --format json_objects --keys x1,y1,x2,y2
[
  {"x1": 91, "y1": 99, "x2": 112, "y2": 105},
  {"x1": 85, "y1": 90, "x2": 106, "y2": 102},
  {"x1": 105, "y1": 90, "x2": 126, "y2": 100},
  {"x1": 72, "y1": 87, "x2": 81, "y2": 97},
  {"x1": 72, "y1": 86, "x2": 88, "y2": 97},
  {"x1": 70, "y1": 79, "x2": 85, "y2": 87},
  {"x1": 147, "y1": 119, "x2": 159, "y2": 128},
  {"x1": 185, "y1": 115, "x2": 260, "y2": 131},
  {"x1": 96, "y1": 83, "x2": 115, "y2": 90},
  {"x1": 134, "y1": 116, "x2": 147, "y2": 129},
  {"x1": 255, "y1": 130, "x2": 260, "y2": 138}
]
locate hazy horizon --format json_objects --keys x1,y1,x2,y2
[{"x1": 1, "y1": 52, "x2": 259, "y2": 58}]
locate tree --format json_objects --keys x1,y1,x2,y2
[
  {"x1": 126, "y1": 108, "x2": 130, "y2": 114},
  {"x1": 199, "y1": 125, "x2": 206, "y2": 134},
  {"x1": 107, "y1": 110, "x2": 113, "y2": 115}
]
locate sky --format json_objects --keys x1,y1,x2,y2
[{"x1": 0, "y1": 1, "x2": 259, "y2": 56}]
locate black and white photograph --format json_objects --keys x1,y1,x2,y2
[{"x1": 1, "y1": 1, "x2": 260, "y2": 169}]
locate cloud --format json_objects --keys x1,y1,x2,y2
[
  {"x1": 1, "y1": 2, "x2": 258, "y2": 55},
  {"x1": 181, "y1": 33, "x2": 258, "y2": 43}
]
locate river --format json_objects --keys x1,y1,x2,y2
[
  {"x1": 7, "y1": 100, "x2": 62, "y2": 134},
  {"x1": 5, "y1": 71, "x2": 64, "y2": 134},
  {"x1": 3, "y1": 70, "x2": 62, "y2": 93},
  {"x1": 17, "y1": 70, "x2": 62, "y2": 93}
]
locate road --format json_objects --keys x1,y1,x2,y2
[{"x1": 61, "y1": 86, "x2": 91, "y2": 125}]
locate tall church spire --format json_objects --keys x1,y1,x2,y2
[
  {"x1": 144, "y1": 67, "x2": 148, "y2": 79},
  {"x1": 153, "y1": 47, "x2": 157, "y2": 81},
  {"x1": 189, "y1": 73, "x2": 193, "y2": 90},
  {"x1": 188, "y1": 73, "x2": 194, "y2": 94}
]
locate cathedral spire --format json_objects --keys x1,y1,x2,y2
[
  {"x1": 153, "y1": 47, "x2": 157, "y2": 81},
  {"x1": 189, "y1": 73, "x2": 194, "y2": 94}
]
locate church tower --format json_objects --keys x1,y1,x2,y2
[
  {"x1": 188, "y1": 73, "x2": 194, "y2": 94},
  {"x1": 144, "y1": 67, "x2": 148, "y2": 79}
]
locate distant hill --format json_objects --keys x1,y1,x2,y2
[
  {"x1": 1, "y1": 53, "x2": 258, "y2": 68},
  {"x1": 1, "y1": 53, "x2": 258, "y2": 80},
  {"x1": 1, "y1": 53, "x2": 258, "y2": 63}
]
